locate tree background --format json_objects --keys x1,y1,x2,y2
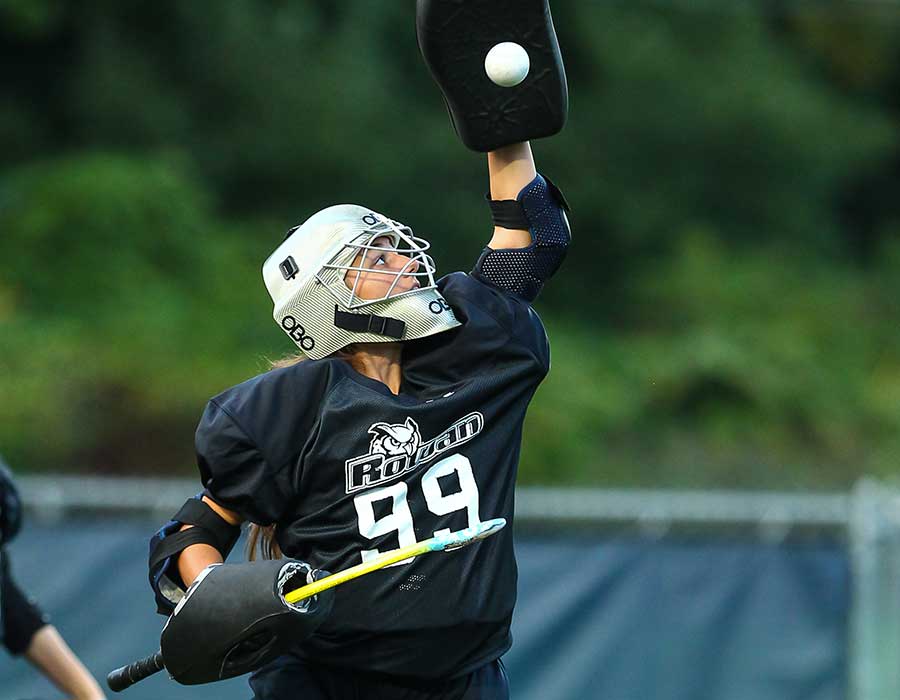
[{"x1": 1, "y1": 0, "x2": 898, "y2": 489}]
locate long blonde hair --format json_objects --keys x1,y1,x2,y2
[
  {"x1": 247, "y1": 523, "x2": 282, "y2": 561},
  {"x1": 246, "y1": 348, "x2": 360, "y2": 560}
]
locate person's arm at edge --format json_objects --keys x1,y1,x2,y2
[
  {"x1": 486, "y1": 142, "x2": 537, "y2": 250},
  {"x1": 24, "y1": 625, "x2": 106, "y2": 700},
  {"x1": 176, "y1": 496, "x2": 243, "y2": 586}
]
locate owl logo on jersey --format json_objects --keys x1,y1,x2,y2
[
  {"x1": 345, "y1": 412, "x2": 485, "y2": 494},
  {"x1": 368, "y1": 418, "x2": 421, "y2": 458}
]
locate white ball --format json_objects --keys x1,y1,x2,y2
[{"x1": 484, "y1": 42, "x2": 530, "y2": 88}]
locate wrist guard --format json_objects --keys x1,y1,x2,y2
[
  {"x1": 149, "y1": 495, "x2": 241, "y2": 614},
  {"x1": 473, "y1": 174, "x2": 571, "y2": 301},
  {"x1": 161, "y1": 560, "x2": 333, "y2": 685}
]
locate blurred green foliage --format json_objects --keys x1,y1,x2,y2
[{"x1": 1, "y1": 1, "x2": 898, "y2": 488}]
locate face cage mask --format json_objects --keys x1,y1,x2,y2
[
  {"x1": 316, "y1": 214, "x2": 439, "y2": 310},
  {"x1": 267, "y1": 206, "x2": 460, "y2": 358}
]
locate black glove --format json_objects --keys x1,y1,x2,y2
[
  {"x1": 161, "y1": 559, "x2": 333, "y2": 685},
  {"x1": 417, "y1": 0, "x2": 568, "y2": 152}
]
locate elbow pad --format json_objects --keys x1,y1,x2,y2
[
  {"x1": 472, "y1": 174, "x2": 571, "y2": 301},
  {"x1": 149, "y1": 495, "x2": 241, "y2": 615}
]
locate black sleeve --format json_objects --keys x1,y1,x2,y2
[
  {"x1": 1, "y1": 550, "x2": 48, "y2": 655},
  {"x1": 195, "y1": 399, "x2": 294, "y2": 526},
  {"x1": 447, "y1": 272, "x2": 550, "y2": 363},
  {"x1": 195, "y1": 364, "x2": 332, "y2": 526},
  {"x1": 404, "y1": 272, "x2": 551, "y2": 383}
]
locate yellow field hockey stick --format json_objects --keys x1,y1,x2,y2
[
  {"x1": 285, "y1": 517, "x2": 506, "y2": 605},
  {"x1": 108, "y1": 517, "x2": 506, "y2": 692}
]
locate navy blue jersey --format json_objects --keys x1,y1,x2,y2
[{"x1": 196, "y1": 272, "x2": 549, "y2": 679}]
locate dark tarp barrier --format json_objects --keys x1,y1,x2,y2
[
  {"x1": 510, "y1": 536, "x2": 849, "y2": 700},
  {"x1": 3, "y1": 520, "x2": 848, "y2": 700}
]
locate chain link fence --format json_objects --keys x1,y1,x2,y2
[{"x1": 15, "y1": 475, "x2": 900, "y2": 700}]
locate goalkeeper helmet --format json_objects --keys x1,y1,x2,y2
[{"x1": 262, "y1": 205, "x2": 459, "y2": 359}]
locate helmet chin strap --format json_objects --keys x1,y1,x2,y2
[{"x1": 333, "y1": 306, "x2": 406, "y2": 339}]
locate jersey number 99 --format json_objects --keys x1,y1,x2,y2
[{"x1": 353, "y1": 454, "x2": 482, "y2": 565}]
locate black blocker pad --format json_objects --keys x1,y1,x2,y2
[
  {"x1": 160, "y1": 560, "x2": 333, "y2": 685},
  {"x1": 416, "y1": 0, "x2": 568, "y2": 152}
]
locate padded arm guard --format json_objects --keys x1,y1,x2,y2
[
  {"x1": 161, "y1": 560, "x2": 332, "y2": 685},
  {"x1": 473, "y1": 173, "x2": 571, "y2": 301},
  {"x1": 416, "y1": 0, "x2": 568, "y2": 152},
  {"x1": 149, "y1": 495, "x2": 241, "y2": 615}
]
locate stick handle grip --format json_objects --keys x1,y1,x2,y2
[{"x1": 107, "y1": 650, "x2": 165, "y2": 692}]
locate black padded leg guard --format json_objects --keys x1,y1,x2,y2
[{"x1": 417, "y1": 0, "x2": 568, "y2": 152}]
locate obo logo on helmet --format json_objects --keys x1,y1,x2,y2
[{"x1": 280, "y1": 315, "x2": 315, "y2": 351}]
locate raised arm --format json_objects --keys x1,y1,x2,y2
[
  {"x1": 474, "y1": 142, "x2": 571, "y2": 302},
  {"x1": 416, "y1": 0, "x2": 569, "y2": 299},
  {"x1": 487, "y1": 142, "x2": 537, "y2": 250}
]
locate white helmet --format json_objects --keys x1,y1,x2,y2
[{"x1": 262, "y1": 204, "x2": 460, "y2": 359}]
